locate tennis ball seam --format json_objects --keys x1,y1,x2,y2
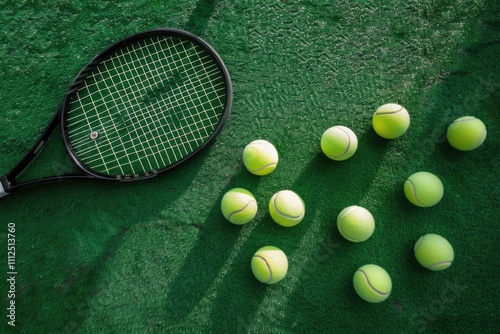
[
  {"x1": 477, "y1": 130, "x2": 487, "y2": 147},
  {"x1": 253, "y1": 255, "x2": 272, "y2": 283},
  {"x1": 459, "y1": 125, "x2": 489, "y2": 149},
  {"x1": 374, "y1": 106, "x2": 404, "y2": 115},
  {"x1": 227, "y1": 200, "x2": 257, "y2": 221},
  {"x1": 405, "y1": 179, "x2": 427, "y2": 207},
  {"x1": 272, "y1": 196, "x2": 304, "y2": 220},
  {"x1": 338, "y1": 206, "x2": 362, "y2": 242},
  {"x1": 357, "y1": 270, "x2": 390, "y2": 296},
  {"x1": 247, "y1": 163, "x2": 277, "y2": 173},
  {"x1": 427, "y1": 260, "x2": 453, "y2": 270},
  {"x1": 452, "y1": 117, "x2": 476, "y2": 124},
  {"x1": 414, "y1": 236, "x2": 424, "y2": 253},
  {"x1": 329, "y1": 127, "x2": 352, "y2": 159}
]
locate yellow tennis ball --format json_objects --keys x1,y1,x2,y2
[
  {"x1": 220, "y1": 188, "x2": 258, "y2": 225},
  {"x1": 404, "y1": 172, "x2": 444, "y2": 207},
  {"x1": 269, "y1": 190, "x2": 305, "y2": 227},
  {"x1": 242, "y1": 139, "x2": 279, "y2": 176},
  {"x1": 337, "y1": 206, "x2": 375, "y2": 242},
  {"x1": 320, "y1": 126, "x2": 358, "y2": 161},
  {"x1": 372, "y1": 103, "x2": 410, "y2": 139},
  {"x1": 447, "y1": 116, "x2": 487, "y2": 151},
  {"x1": 251, "y1": 246, "x2": 288, "y2": 284},
  {"x1": 353, "y1": 264, "x2": 392, "y2": 303},
  {"x1": 414, "y1": 234, "x2": 454, "y2": 271}
]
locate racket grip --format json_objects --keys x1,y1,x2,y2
[{"x1": 0, "y1": 175, "x2": 10, "y2": 198}]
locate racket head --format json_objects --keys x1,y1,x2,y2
[{"x1": 61, "y1": 28, "x2": 232, "y2": 180}]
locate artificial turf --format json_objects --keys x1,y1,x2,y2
[{"x1": 0, "y1": 0, "x2": 499, "y2": 333}]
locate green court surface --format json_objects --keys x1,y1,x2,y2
[{"x1": 0, "y1": 1, "x2": 499, "y2": 333}]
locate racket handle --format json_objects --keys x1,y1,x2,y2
[{"x1": 0, "y1": 175, "x2": 10, "y2": 198}]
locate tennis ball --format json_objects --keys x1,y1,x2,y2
[
  {"x1": 251, "y1": 246, "x2": 288, "y2": 284},
  {"x1": 404, "y1": 172, "x2": 444, "y2": 207},
  {"x1": 269, "y1": 190, "x2": 305, "y2": 227},
  {"x1": 372, "y1": 103, "x2": 410, "y2": 139},
  {"x1": 447, "y1": 116, "x2": 487, "y2": 151},
  {"x1": 320, "y1": 126, "x2": 358, "y2": 161},
  {"x1": 414, "y1": 234, "x2": 454, "y2": 271},
  {"x1": 220, "y1": 188, "x2": 258, "y2": 225},
  {"x1": 337, "y1": 206, "x2": 375, "y2": 242},
  {"x1": 353, "y1": 264, "x2": 392, "y2": 303},
  {"x1": 242, "y1": 139, "x2": 279, "y2": 176}
]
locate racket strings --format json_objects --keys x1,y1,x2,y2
[
  {"x1": 68, "y1": 46, "x2": 217, "y2": 123},
  {"x1": 72, "y1": 73, "x2": 225, "y2": 172},
  {"x1": 68, "y1": 65, "x2": 224, "y2": 141},
  {"x1": 66, "y1": 35, "x2": 227, "y2": 176},
  {"x1": 70, "y1": 38, "x2": 219, "y2": 136}
]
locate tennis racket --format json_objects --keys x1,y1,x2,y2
[{"x1": 0, "y1": 28, "x2": 232, "y2": 198}]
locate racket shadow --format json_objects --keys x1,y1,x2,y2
[
  {"x1": 153, "y1": 157, "x2": 263, "y2": 326},
  {"x1": 158, "y1": 186, "x2": 246, "y2": 324},
  {"x1": 0, "y1": 166, "x2": 200, "y2": 333}
]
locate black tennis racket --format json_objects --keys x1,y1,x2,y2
[{"x1": 0, "y1": 28, "x2": 232, "y2": 198}]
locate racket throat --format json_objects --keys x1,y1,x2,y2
[{"x1": 0, "y1": 175, "x2": 11, "y2": 198}]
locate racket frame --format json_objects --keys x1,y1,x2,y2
[{"x1": 0, "y1": 28, "x2": 232, "y2": 197}]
